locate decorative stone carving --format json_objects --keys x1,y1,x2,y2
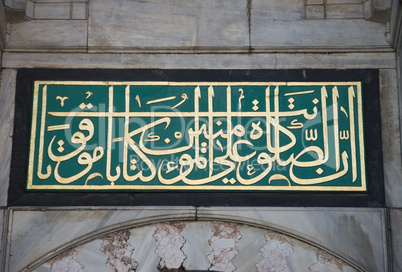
[
  {"x1": 100, "y1": 231, "x2": 138, "y2": 272},
  {"x1": 31, "y1": 221, "x2": 360, "y2": 272},
  {"x1": 154, "y1": 223, "x2": 186, "y2": 270}
]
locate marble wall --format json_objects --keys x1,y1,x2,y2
[
  {"x1": 0, "y1": 209, "x2": 4, "y2": 271},
  {"x1": 31, "y1": 221, "x2": 359, "y2": 272},
  {"x1": 0, "y1": 69, "x2": 16, "y2": 207},
  {"x1": 2, "y1": 0, "x2": 391, "y2": 53},
  {"x1": 0, "y1": 0, "x2": 401, "y2": 271},
  {"x1": 4, "y1": 208, "x2": 387, "y2": 272}
]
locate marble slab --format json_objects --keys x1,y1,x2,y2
[
  {"x1": 73, "y1": 239, "x2": 109, "y2": 272},
  {"x1": 88, "y1": 0, "x2": 249, "y2": 49},
  {"x1": 5, "y1": 207, "x2": 196, "y2": 272},
  {"x1": 25, "y1": 0, "x2": 34, "y2": 18},
  {"x1": 6, "y1": 20, "x2": 87, "y2": 51},
  {"x1": 390, "y1": 209, "x2": 402, "y2": 271},
  {"x1": 72, "y1": 2, "x2": 87, "y2": 20},
  {"x1": 372, "y1": 0, "x2": 392, "y2": 10},
  {"x1": 197, "y1": 207, "x2": 387, "y2": 271},
  {"x1": 307, "y1": 0, "x2": 325, "y2": 4},
  {"x1": 0, "y1": 69, "x2": 17, "y2": 207},
  {"x1": 327, "y1": 0, "x2": 363, "y2": 4},
  {"x1": 379, "y1": 69, "x2": 402, "y2": 208},
  {"x1": 232, "y1": 224, "x2": 267, "y2": 272},
  {"x1": 2, "y1": 52, "x2": 396, "y2": 69},
  {"x1": 3, "y1": 0, "x2": 25, "y2": 10},
  {"x1": 182, "y1": 222, "x2": 212, "y2": 270},
  {"x1": 33, "y1": 3, "x2": 71, "y2": 20},
  {"x1": 0, "y1": 209, "x2": 4, "y2": 271},
  {"x1": 306, "y1": 5, "x2": 325, "y2": 19},
  {"x1": 128, "y1": 225, "x2": 160, "y2": 272},
  {"x1": 326, "y1": 4, "x2": 364, "y2": 18},
  {"x1": 30, "y1": 219, "x2": 360, "y2": 272},
  {"x1": 0, "y1": 2, "x2": 6, "y2": 49},
  {"x1": 4, "y1": 207, "x2": 388, "y2": 271},
  {"x1": 251, "y1": 19, "x2": 389, "y2": 49},
  {"x1": 275, "y1": 52, "x2": 395, "y2": 69},
  {"x1": 251, "y1": 0, "x2": 305, "y2": 20}
]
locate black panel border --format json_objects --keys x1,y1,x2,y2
[{"x1": 8, "y1": 69, "x2": 384, "y2": 207}]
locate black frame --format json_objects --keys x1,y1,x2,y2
[{"x1": 8, "y1": 68, "x2": 385, "y2": 207}]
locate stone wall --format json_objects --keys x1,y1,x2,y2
[
  {"x1": 30, "y1": 221, "x2": 361, "y2": 272},
  {"x1": 0, "y1": 0, "x2": 401, "y2": 271},
  {"x1": 3, "y1": 207, "x2": 388, "y2": 271}
]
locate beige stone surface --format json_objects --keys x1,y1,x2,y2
[
  {"x1": 72, "y1": 2, "x2": 87, "y2": 20},
  {"x1": 251, "y1": 0, "x2": 305, "y2": 20},
  {"x1": 0, "y1": 69, "x2": 16, "y2": 207},
  {"x1": 379, "y1": 69, "x2": 402, "y2": 208},
  {"x1": 6, "y1": 20, "x2": 87, "y2": 51},
  {"x1": 306, "y1": 5, "x2": 325, "y2": 19},
  {"x1": 33, "y1": 3, "x2": 71, "y2": 19},
  {"x1": 326, "y1": 4, "x2": 364, "y2": 19},
  {"x1": 88, "y1": 0, "x2": 249, "y2": 50},
  {"x1": 251, "y1": 19, "x2": 389, "y2": 49}
]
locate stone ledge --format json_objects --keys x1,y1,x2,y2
[{"x1": 2, "y1": 52, "x2": 396, "y2": 69}]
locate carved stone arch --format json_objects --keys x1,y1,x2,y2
[{"x1": 30, "y1": 220, "x2": 363, "y2": 272}]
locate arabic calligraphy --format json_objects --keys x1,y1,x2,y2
[{"x1": 27, "y1": 81, "x2": 367, "y2": 191}]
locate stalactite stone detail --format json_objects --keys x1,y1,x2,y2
[
  {"x1": 153, "y1": 222, "x2": 186, "y2": 269},
  {"x1": 100, "y1": 230, "x2": 138, "y2": 272},
  {"x1": 207, "y1": 222, "x2": 241, "y2": 272},
  {"x1": 48, "y1": 250, "x2": 84, "y2": 272},
  {"x1": 256, "y1": 231, "x2": 294, "y2": 272}
]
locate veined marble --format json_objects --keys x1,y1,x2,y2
[
  {"x1": 379, "y1": 69, "x2": 402, "y2": 208},
  {"x1": 4, "y1": 207, "x2": 387, "y2": 272},
  {"x1": 197, "y1": 207, "x2": 387, "y2": 271},
  {"x1": 0, "y1": 69, "x2": 16, "y2": 207},
  {"x1": 31, "y1": 220, "x2": 359, "y2": 272}
]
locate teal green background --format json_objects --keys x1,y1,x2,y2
[{"x1": 30, "y1": 83, "x2": 366, "y2": 190}]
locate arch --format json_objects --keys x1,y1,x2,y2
[{"x1": 30, "y1": 219, "x2": 364, "y2": 272}]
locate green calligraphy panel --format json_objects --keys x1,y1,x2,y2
[{"x1": 27, "y1": 81, "x2": 366, "y2": 191}]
